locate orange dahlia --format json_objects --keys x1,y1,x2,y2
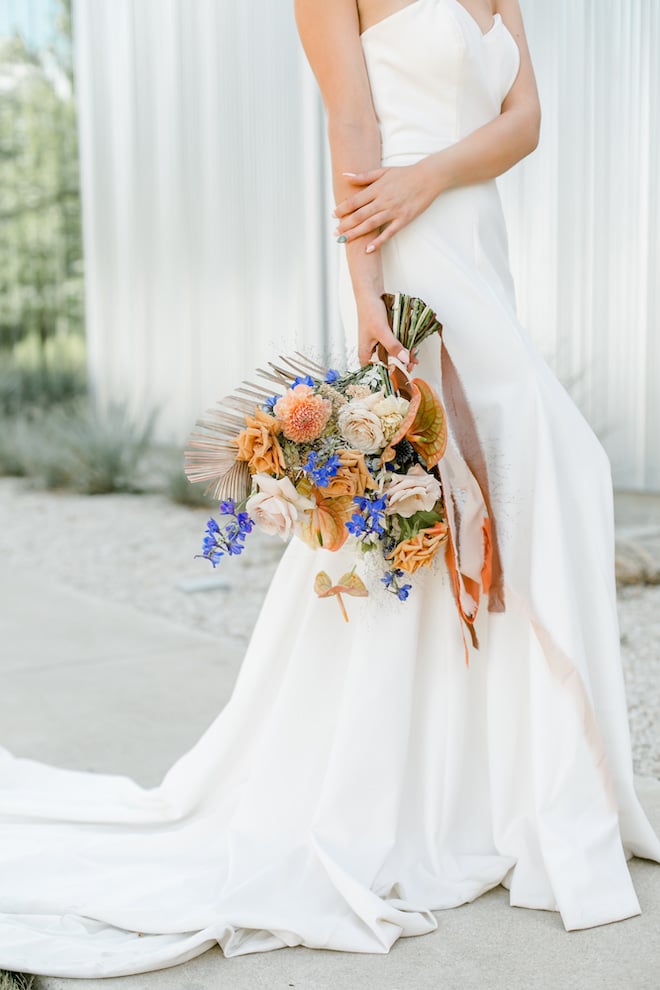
[{"x1": 274, "y1": 384, "x2": 332, "y2": 443}]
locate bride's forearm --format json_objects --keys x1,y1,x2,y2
[
  {"x1": 422, "y1": 106, "x2": 540, "y2": 195},
  {"x1": 328, "y1": 117, "x2": 385, "y2": 306}
]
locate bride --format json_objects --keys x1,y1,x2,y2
[{"x1": 1, "y1": 0, "x2": 659, "y2": 979}]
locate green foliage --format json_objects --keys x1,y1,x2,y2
[
  {"x1": 0, "y1": 338, "x2": 87, "y2": 415},
  {"x1": 397, "y1": 508, "x2": 445, "y2": 541},
  {"x1": 0, "y1": 0, "x2": 84, "y2": 371},
  {"x1": 0, "y1": 414, "x2": 31, "y2": 476},
  {"x1": 0, "y1": 973, "x2": 35, "y2": 990},
  {"x1": 16, "y1": 398, "x2": 159, "y2": 494}
]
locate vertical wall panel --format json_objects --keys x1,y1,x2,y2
[
  {"x1": 72, "y1": 0, "x2": 330, "y2": 443},
  {"x1": 498, "y1": 0, "x2": 660, "y2": 490}
]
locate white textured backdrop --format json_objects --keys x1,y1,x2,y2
[
  {"x1": 498, "y1": 0, "x2": 660, "y2": 491},
  {"x1": 72, "y1": 0, "x2": 659, "y2": 490},
  {"x1": 72, "y1": 0, "x2": 335, "y2": 446}
]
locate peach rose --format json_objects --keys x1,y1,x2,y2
[
  {"x1": 246, "y1": 474, "x2": 314, "y2": 540},
  {"x1": 388, "y1": 521, "x2": 449, "y2": 574},
  {"x1": 233, "y1": 408, "x2": 286, "y2": 476},
  {"x1": 384, "y1": 464, "x2": 442, "y2": 518},
  {"x1": 320, "y1": 449, "x2": 377, "y2": 498}
]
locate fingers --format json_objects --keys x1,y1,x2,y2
[
  {"x1": 333, "y1": 188, "x2": 375, "y2": 220},
  {"x1": 333, "y1": 169, "x2": 386, "y2": 218},
  {"x1": 359, "y1": 338, "x2": 418, "y2": 374},
  {"x1": 334, "y1": 201, "x2": 380, "y2": 237},
  {"x1": 336, "y1": 211, "x2": 391, "y2": 244},
  {"x1": 358, "y1": 335, "x2": 381, "y2": 366},
  {"x1": 340, "y1": 169, "x2": 385, "y2": 186},
  {"x1": 378, "y1": 327, "x2": 410, "y2": 367},
  {"x1": 365, "y1": 219, "x2": 403, "y2": 254}
]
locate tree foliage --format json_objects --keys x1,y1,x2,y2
[{"x1": 0, "y1": 0, "x2": 84, "y2": 366}]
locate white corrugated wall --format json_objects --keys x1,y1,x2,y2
[
  {"x1": 72, "y1": 0, "x2": 659, "y2": 491},
  {"x1": 498, "y1": 0, "x2": 660, "y2": 490},
  {"x1": 72, "y1": 0, "x2": 336, "y2": 445}
]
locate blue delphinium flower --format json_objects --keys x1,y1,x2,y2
[
  {"x1": 324, "y1": 368, "x2": 341, "y2": 383},
  {"x1": 262, "y1": 394, "x2": 280, "y2": 413},
  {"x1": 345, "y1": 512, "x2": 368, "y2": 537},
  {"x1": 291, "y1": 374, "x2": 315, "y2": 388},
  {"x1": 196, "y1": 501, "x2": 254, "y2": 567},
  {"x1": 303, "y1": 450, "x2": 341, "y2": 488},
  {"x1": 381, "y1": 567, "x2": 413, "y2": 602},
  {"x1": 346, "y1": 492, "x2": 388, "y2": 543}
]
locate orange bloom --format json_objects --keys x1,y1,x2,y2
[
  {"x1": 274, "y1": 384, "x2": 332, "y2": 443},
  {"x1": 233, "y1": 407, "x2": 286, "y2": 476},
  {"x1": 320, "y1": 449, "x2": 377, "y2": 498},
  {"x1": 388, "y1": 521, "x2": 449, "y2": 574}
]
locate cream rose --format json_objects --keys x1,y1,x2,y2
[
  {"x1": 337, "y1": 400, "x2": 385, "y2": 454},
  {"x1": 372, "y1": 394, "x2": 410, "y2": 442},
  {"x1": 384, "y1": 464, "x2": 442, "y2": 518},
  {"x1": 246, "y1": 474, "x2": 314, "y2": 540},
  {"x1": 372, "y1": 394, "x2": 410, "y2": 419}
]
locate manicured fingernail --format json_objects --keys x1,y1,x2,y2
[
  {"x1": 365, "y1": 244, "x2": 375, "y2": 254},
  {"x1": 337, "y1": 234, "x2": 347, "y2": 243},
  {"x1": 342, "y1": 172, "x2": 357, "y2": 177}
]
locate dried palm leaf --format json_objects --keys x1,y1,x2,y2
[{"x1": 184, "y1": 352, "x2": 331, "y2": 499}]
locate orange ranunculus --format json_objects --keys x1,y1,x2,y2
[
  {"x1": 233, "y1": 407, "x2": 286, "y2": 476},
  {"x1": 298, "y1": 491, "x2": 354, "y2": 552},
  {"x1": 320, "y1": 449, "x2": 377, "y2": 498},
  {"x1": 388, "y1": 521, "x2": 449, "y2": 574}
]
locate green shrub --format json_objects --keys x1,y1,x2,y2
[
  {"x1": 0, "y1": 360, "x2": 87, "y2": 415},
  {"x1": 0, "y1": 973, "x2": 35, "y2": 990},
  {"x1": 18, "y1": 398, "x2": 159, "y2": 494},
  {"x1": 0, "y1": 335, "x2": 88, "y2": 416},
  {"x1": 0, "y1": 415, "x2": 30, "y2": 476}
]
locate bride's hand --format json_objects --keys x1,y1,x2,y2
[
  {"x1": 356, "y1": 294, "x2": 418, "y2": 371},
  {"x1": 334, "y1": 160, "x2": 438, "y2": 253}
]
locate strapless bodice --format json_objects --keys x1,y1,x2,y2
[{"x1": 360, "y1": 0, "x2": 520, "y2": 163}]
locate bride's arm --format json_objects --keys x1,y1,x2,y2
[
  {"x1": 333, "y1": 0, "x2": 541, "y2": 252},
  {"x1": 294, "y1": 0, "x2": 413, "y2": 368}
]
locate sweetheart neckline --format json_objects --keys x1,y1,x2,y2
[{"x1": 360, "y1": 0, "x2": 502, "y2": 42}]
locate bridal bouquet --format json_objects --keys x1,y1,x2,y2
[{"x1": 185, "y1": 292, "x2": 495, "y2": 656}]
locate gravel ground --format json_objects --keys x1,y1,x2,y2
[{"x1": 1, "y1": 476, "x2": 658, "y2": 780}]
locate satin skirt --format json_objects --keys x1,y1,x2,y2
[{"x1": 1, "y1": 178, "x2": 659, "y2": 978}]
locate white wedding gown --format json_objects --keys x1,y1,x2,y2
[{"x1": 2, "y1": 0, "x2": 660, "y2": 978}]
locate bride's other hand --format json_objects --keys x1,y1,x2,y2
[
  {"x1": 333, "y1": 160, "x2": 438, "y2": 253},
  {"x1": 357, "y1": 294, "x2": 418, "y2": 371}
]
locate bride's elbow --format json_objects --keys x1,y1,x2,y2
[
  {"x1": 520, "y1": 105, "x2": 541, "y2": 157},
  {"x1": 504, "y1": 97, "x2": 541, "y2": 158},
  {"x1": 529, "y1": 110, "x2": 542, "y2": 152}
]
